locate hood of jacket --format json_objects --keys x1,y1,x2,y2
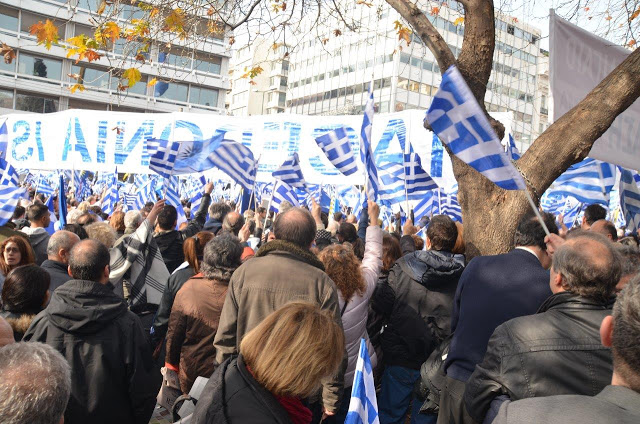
[
  {"x1": 45, "y1": 279, "x2": 128, "y2": 335},
  {"x1": 22, "y1": 226, "x2": 49, "y2": 245},
  {"x1": 256, "y1": 239, "x2": 325, "y2": 271},
  {"x1": 399, "y1": 250, "x2": 465, "y2": 289}
]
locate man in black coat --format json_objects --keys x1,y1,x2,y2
[
  {"x1": 40, "y1": 230, "x2": 80, "y2": 292},
  {"x1": 437, "y1": 212, "x2": 558, "y2": 424},
  {"x1": 24, "y1": 239, "x2": 161, "y2": 424},
  {"x1": 203, "y1": 201, "x2": 232, "y2": 234},
  {"x1": 154, "y1": 182, "x2": 213, "y2": 273},
  {"x1": 491, "y1": 274, "x2": 640, "y2": 424},
  {"x1": 465, "y1": 231, "x2": 621, "y2": 423},
  {"x1": 373, "y1": 215, "x2": 465, "y2": 424}
]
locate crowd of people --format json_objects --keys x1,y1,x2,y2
[{"x1": 0, "y1": 187, "x2": 639, "y2": 424}]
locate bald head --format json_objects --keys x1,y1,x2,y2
[
  {"x1": 273, "y1": 207, "x2": 316, "y2": 248},
  {"x1": 590, "y1": 219, "x2": 618, "y2": 242},
  {"x1": 68, "y1": 239, "x2": 110, "y2": 283},
  {"x1": 551, "y1": 232, "x2": 621, "y2": 302},
  {"x1": 0, "y1": 316, "x2": 14, "y2": 347},
  {"x1": 47, "y1": 230, "x2": 81, "y2": 264},
  {"x1": 222, "y1": 211, "x2": 244, "y2": 236}
]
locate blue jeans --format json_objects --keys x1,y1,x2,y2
[{"x1": 378, "y1": 366, "x2": 421, "y2": 424}]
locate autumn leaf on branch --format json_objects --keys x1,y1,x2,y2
[
  {"x1": 95, "y1": 22, "x2": 121, "y2": 45},
  {"x1": 333, "y1": 29, "x2": 342, "y2": 36},
  {"x1": 394, "y1": 20, "x2": 412, "y2": 44},
  {"x1": 629, "y1": 39, "x2": 637, "y2": 47},
  {"x1": 30, "y1": 20, "x2": 59, "y2": 49},
  {"x1": 147, "y1": 77, "x2": 158, "y2": 86},
  {"x1": 453, "y1": 17, "x2": 464, "y2": 26},
  {"x1": 240, "y1": 65, "x2": 264, "y2": 79},
  {"x1": 430, "y1": 6, "x2": 440, "y2": 15},
  {"x1": 70, "y1": 83, "x2": 85, "y2": 94},
  {"x1": 271, "y1": 42, "x2": 282, "y2": 50},
  {"x1": 164, "y1": 8, "x2": 186, "y2": 36},
  {"x1": 0, "y1": 43, "x2": 15, "y2": 64},
  {"x1": 355, "y1": 0, "x2": 373, "y2": 7},
  {"x1": 97, "y1": 0, "x2": 107, "y2": 15},
  {"x1": 630, "y1": 9, "x2": 640, "y2": 22},
  {"x1": 125, "y1": 19, "x2": 149, "y2": 40},
  {"x1": 66, "y1": 35, "x2": 102, "y2": 63},
  {"x1": 122, "y1": 67, "x2": 141, "y2": 87}
]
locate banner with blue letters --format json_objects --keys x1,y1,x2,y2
[{"x1": 2, "y1": 109, "x2": 511, "y2": 188}]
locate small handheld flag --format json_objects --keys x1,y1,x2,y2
[{"x1": 345, "y1": 339, "x2": 379, "y2": 424}]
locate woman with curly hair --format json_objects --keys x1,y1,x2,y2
[
  {"x1": 317, "y1": 200, "x2": 383, "y2": 424},
  {"x1": 165, "y1": 233, "x2": 244, "y2": 394},
  {"x1": 0, "y1": 236, "x2": 35, "y2": 292}
]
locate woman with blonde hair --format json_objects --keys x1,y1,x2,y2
[
  {"x1": 192, "y1": 302, "x2": 345, "y2": 424},
  {"x1": 317, "y1": 200, "x2": 382, "y2": 424}
]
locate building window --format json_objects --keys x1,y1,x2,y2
[
  {"x1": 15, "y1": 91, "x2": 58, "y2": 113},
  {"x1": 0, "y1": 88, "x2": 13, "y2": 109},
  {"x1": 20, "y1": 12, "x2": 64, "y2": 36},
  {"x1": 194, "y1": 52, "x2": 222, "y2": 75},
  {"x1": 0, "y1": 5, "x2": 19, "y2": 32},
  {"x1": 397, "y1": 78, "x2": 408, "y2": 90},
  {"x1": 71, "y1": 64, "x2": 110, "y2": 89},
  {"x1": 189, "y1": 86, "x2": 218, "y2": 107},
  {"x1": 154, "y1": 81, "x2": 188, "y2": 102},
  {"x1": 158, "y1": 47, "x2": 192, "y2": 69},
  {"x1": 400, "y1": 53, "x2": 410, "y2": 64},
  {"x1": 68, "y1": 98, "x2": 106, "y2": 110},
  {"x1": 507, "y1": 25, "x2": 515, "y2": 35},
  {"x1": 18, "y1": 53, "x2": 62, "y2": 81},
  {"x1": 111, "y1": 74, "x2": 147, "y2": 95}
]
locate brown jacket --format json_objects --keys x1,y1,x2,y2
[
  {"x1": 213, "y1": 240, "x2": 347, "y2": 412},
  {"x1": 166, "y1": 274, "x2": 228, "y2": 394}
]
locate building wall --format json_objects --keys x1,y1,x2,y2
[{"x1": 0, "y1": 0, "x2": 230, "y2": 114}]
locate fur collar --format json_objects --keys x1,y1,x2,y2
[
  {"x1": 256, "y1": 240, "x2": 325, "y2": 271},
  {"x1": 5, "y1": 313, "x2": 36, "y2": 334}
]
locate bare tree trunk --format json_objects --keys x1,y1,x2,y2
[{"x1": 387, "y1": 0, "x2": 640, "y2": 257}]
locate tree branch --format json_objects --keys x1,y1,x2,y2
[
  {"x1": 229, "y1": 0, "x2": 263, "y2": 30},
  {"x1": 520, "y1": 46, "x2": 640, "y2": 197},
  {"x1": 385, "y1": 0, "x2": 456, "y2": 72}
]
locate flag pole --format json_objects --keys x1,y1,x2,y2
[
  {"x1": 524, "y1": 189, "x2": 551, "y2": 236},
  {"x1": 263, "y1": 189, "x2": 274, "y2": 232}
]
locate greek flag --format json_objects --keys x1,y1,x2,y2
[
  {"x1": 346, "y1": 339, "x2": 379, "y2": 424},
  {"x1": 189, "y1": 176, "x2": 207, "y2": 212},
  {"x1": 273, "y1": 153, "x2": 307, "y2": 189},
  {"x1": 413, "y1": 191, "x2": 439, "y2": 221},
  {"x1": 306, "y1": 185, "x2": 331, "y2": 213},
  {"x1": 620, "y1": 169, "x2": 640, "y2": 232},
  {"x1": 507, "y1": 134, "x2": 521, "y2": 160},
  {"x1": 270, "y1": 180, "x2": 299, "y2": 213},
  {"x1": 352, "y1": 191, "x2": 365, "y2": 220},
  {"x1": 0, "y1": 157, "x2": 19, "y2": 187},
  {"x1": 165, "y1": 176, "x2": 187, "y2": 228},
  {"x1": 426, "y1": 66, "x2": 525, "y2": 190},
  {"x1": 404, "y1": 153, "x2": 439, "y2": 194},
  {"x1": 548, "y1": 158, "x2": 616, "y2": 206},
  {"x1": 122, "y1": 193, "x2": 138, "y2": 211},
  {"x1": 0, "y1": 121, "x2": 7, "y2": 158},
  {"x1": 101, "y1": 171, "x2": 119, "y2": 215},
  {"x1": 441, "y1": 190, "x2": 462, "y2": 222},
  {"x1": 35, "y1": 174, "x2": 55, "y2": 196},
  {"x1": 0, "y1": 160, "x2": 25, "y2": 226},
  {"x1": 360, "y1": 83, "x2": 379, "y2": 200},
  {"x1": 315, "y1": 127, "x2": 358, "y2": 176},
  {"x1": 148, "y1": 138, "x2": 181, "y2": 179}
]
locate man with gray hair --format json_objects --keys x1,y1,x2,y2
[
  {"x1": 41, "y1": 230, "x2": 81, "y2": 292},
  {"x1": 0, "y1": 342, "x2": 71, "y2": 424},
  {"x1": 204, "y1": 201, "x2": 232, "y2": 234},
  {"x1": 464, "y1": 232, "x2": 621, "y2": 423},
  {"x1": 492, "y1": 275, "x2": 640, "y2": 424}
]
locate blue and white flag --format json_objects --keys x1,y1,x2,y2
[
  {"x1": 306, "y1": 185, "x2": 331, "y2": 213},
  {"x1": 620, "y1": 169, "x2": 640, "y2": 232},
  {"x1": 148, "y1": 138, "x2": 181, "y2": 179},
  {"x1": 507, "y1": 134, "x2": 521, "y2": 161},
  {"x1": 270, "y1": 180, "x2": 299, "y2": 213},
  {"x1": 352, "y1": 191, "x2": 365, "y2": 220},
  {"x1": 189, "y1": 176, "x2": 207, "y2": 213},
  {"x1": 0, "y1": 157, "x2": 19, "y2": 187},
  {"x1": 345, "y1": 339, "x2": 379, "y2": 424},
  {"x1": 548, "y1": 158, "x2": 616, "y2": 206},
  {"x1": 440, "y1": 190, "x2": 462, "y2": 222},
  {"x1": 35, "y1": 174, "x2": 55, "y2": 196},
  {"x1": 413, "y1": 191, "x2": 439, "y2": 221},
  {"x1": 101, "y1": 171, "x2": 119, "y2": 216},
  {"x1": 0, "y1": 121, "x2": 7, "y2": 158},
  {"x1": 273, "y1": 153, "x2": 307, "y2": 189},
  {"x1": 404, "y1": 153, "x2": 439, "y2": 194},
  {"x1": 426, "y1": 66, "x2": 526, "y2": 190},
  {"x1": 0, "y1": 159, "x2": 25, "y2": 226},
  {"x1": 315, "y1": 127, "x2": 358, "y2": 177},
  {"x1": 360, "y1": 83, "x2": 380, "y2": 200},
  {"x1": 165, "y1": 176, "x2": 187, "y2": 228}
]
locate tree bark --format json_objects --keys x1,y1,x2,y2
[{"x1": 387, "y1": 0, "x2": 640, "y2": 257}]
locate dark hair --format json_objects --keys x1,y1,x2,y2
[
  {"x1": 0, "y1": 236, "x2": 35, "y2": 276},
  {"x1": 619, "y1": 236, "x2": 640, "y2": 248},
  {"x1": 584, "y1": 204, "x2": 607, "y2": 225},
  {"x1": 614, "y1": 244, "x2": 640, "y2": 277},
  {"x1": 183, "y1": 231, "x2": 215, "y2": 273},
  {"x1": 382, "y1": 234, "x2": 402, "y2": 273},
  {"x1": 513, "y1": 211, "x2": 558, "y2": 250},
  {"x1": 89, "y1": 206, "x2": 102, "y2": 216},
  {"x1": 222, "y1": 212, "x2": 245, "y2": 236},
  {"x1": 612, "y1": 275, "x2": 640, "y2": 391},
  {"x1": 76, "y1": 213, "x2": 98, "y2": 226},
  {"x1": 109, "y1": 211, "x2": 126, "y2": 233},
  {"x1": 63, "y1": 223, "x2": 88, "y2": 240},
  {"x1": 333, "y1": 212, "x2": 344, "y2": 222},
  {"x1": 68, "y1": 239, "x2": 110, "y2": 281},
  {"x1": 157, "y1": 205, "x2": 177, "y2": 230},
  {"x1": 12, "y1": 206, "x2": 25, "y2": 220},
  {"x1": 27, "y1": 204, "x2": 49, "y2": 222},
  {"x1": 553, "y1": 232, "x2": 621, "y2": 303},
  {"x1": 427, "y1": 215, "x2": 458, "y2": 251},
  {"x1": 337, "y1": 222, "x2": 364, "y2": 260},
  {"x1": 320, "y1": 212, "x2": 328, "y2": 229},
  {"x1": 273, "y1": 208, "x2": 317, "y2": 248},
  {"x1": 257, "y1": 207, "x2": 266, "y2": 214},
  {"x1": 1, "y1": 264, "x2": 50, "y2": 314},
  {"x1": 142, "y1": 203, "x2": 154, "y2": 214},
  {"x1": 209, "y1": 202, "x2": 232, "y2": 222},
  {"x1": 200, "y1": 233, "x2": 243, "y2": 283}
]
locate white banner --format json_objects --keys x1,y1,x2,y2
[
  {"x1": 550, "y1": 11, "x2": 640, "y2": 171},
  {"x1": 2, "y1": 109, "x2": 512, "y2": 188}
]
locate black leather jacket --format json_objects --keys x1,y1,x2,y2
[
  {"x1": 372, "y1": 249, "x2": 465, "y2": 369},
  {"x1": 464, "y1": 292, "x2": 614, "y2": 423}
]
